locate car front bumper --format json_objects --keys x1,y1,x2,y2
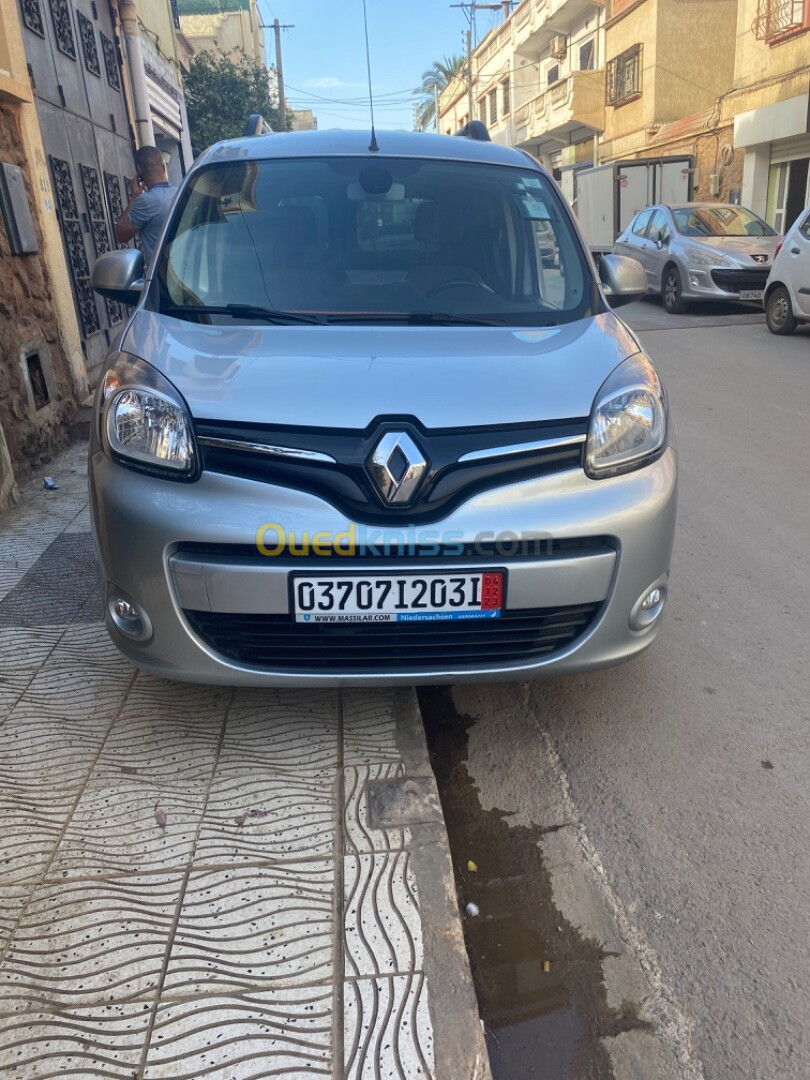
[
  {"x1": 89, "y1": 448, "x2": 677, "y2": 686},
  {"x1": 679, "y1": 264, "x2": 769, "y2": 303}
]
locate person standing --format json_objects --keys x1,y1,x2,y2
[{"x1": 115, "y1": 146, "x2": 177, "y2": 263}]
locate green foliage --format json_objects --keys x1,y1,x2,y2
[
  {"x1": 414, "y1": 54, "x2": 465, "y2": 131},
  {"x1": 184, "y1": 49, "x2": 289, "y2": 150}
]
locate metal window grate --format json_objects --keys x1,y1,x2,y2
[
  {"x1": 48, "y1": 0, "x2": 76, "y2": 59},
  {"x1": 21, "y1": 0, "x2": 45, "y2": 37},
  {"x1": 752, "y1": 0, "x2": 806, "y2": 38},
  {"x1": 77, "y1": 12, "x2": 101, "y2": 77},
  {"x1": 79, "y1": 164, "x2": 122, "y2": 324},
  {"x1": 488, "y1": 89, "x2": 497, "y2": 125},
  {"x1": 101, "y1": 33, "x2": 120, "y2": 90},
  {"x1": 501, "y1": 77, "x2": 511, "y2": 117},
  {"x1": 49, "y1": 156, "x2": 100, "y2": 337},
  {"x1": 606, "y1": 44, "x2": 642, "y2": 105}
]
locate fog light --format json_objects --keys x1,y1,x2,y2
[
  {"x1": 114, "y1": 598, "x2": 137, "y2": 620},
  {"x1": 108, "y1": 591, "x2": 152, "y2": 642},
  {"x1": 641, "y1": 588, "x2": 661, "y2": 610},
  {"x1": 629, "y1": 580, "x2": 667, "y2": 631},
  {"x1": 689, "y1": 274, "x2": 700, "y2": 288}
]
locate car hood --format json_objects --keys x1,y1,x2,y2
[
  {"x1": 686, "y1": 235, "x2": 780, "y2": 261},
  {"x1": 121, "y1": 310, "x2": 641, "y2": 428}
]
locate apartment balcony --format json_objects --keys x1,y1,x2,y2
[
  {"x1": 513, "y1": 68, "x2": 605, "y2": 155},
  {"x1": 513, "y1": 0, "x2": 605, "y2": 57}
]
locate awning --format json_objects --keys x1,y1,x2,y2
[{"x1": 147, "y1": 75, "x2": 182, "y2": 143}]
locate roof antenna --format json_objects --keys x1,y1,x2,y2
[{"x1": 361, "y1": 0, "x2": 379, "y2": 151}]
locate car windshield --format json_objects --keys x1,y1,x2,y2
[
  {"x1": 672, "y1": 206, "x2": 777, "y2": 238},
  {"x1": 154, "y1": 156, "x2": 591, "y2": 326}
]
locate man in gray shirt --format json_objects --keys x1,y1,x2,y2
[{"x1": 115, "y1": 146, "x2": 177, "y2": 262}]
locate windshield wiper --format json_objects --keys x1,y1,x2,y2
[
  {"x1": 163, "y1": 304, "x2": 325, "y2": 325},
  {"x1": 324, "y1": 311, "x2": 505, "y2": 326}
]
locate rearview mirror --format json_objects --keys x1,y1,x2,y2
[
  {"x1": 599, "y1": 254, "x2": 646, "y2": 309},
  {"x1": 91, "y1": 248, "x2": 144, "y2": 305}
]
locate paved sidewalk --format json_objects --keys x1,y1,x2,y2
[{"x1": 0, "y1": 444, "x2": 489, "y2": 1079}]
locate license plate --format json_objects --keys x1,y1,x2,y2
[
  {"x1": 739, "y1": 289, "x2": 763, "y2": 301},
  {"x1": 291, "y1": 571, "x2": 504, "y2": 624}
]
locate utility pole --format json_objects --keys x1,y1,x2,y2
[
  {"x1": 434, "y1": 82, "x2": 440, "y2": 133},
  {"x1": 466, "y1": 28, "x2": 474, "y2": 119},
  {"x1": 273, "y1": 19, "x2": 287, "y2": 129}
]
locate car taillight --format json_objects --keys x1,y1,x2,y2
[{"x1": 774, "y1": 238, "x2": 784, "y2": 258}]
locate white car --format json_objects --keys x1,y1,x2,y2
[{"x1": 764, "y1": 207, "x2": 810, "y2": 335}]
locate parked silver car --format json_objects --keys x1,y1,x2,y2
[
  {"x1": 89, "y1": 128, "x2": 675, "y2": 686},
  {"x1": 763, "y1": 206, "x2": 810, "y2": 335},
  {"x1": 614, "y1": 202, "x2": 780, "y2": 314}
]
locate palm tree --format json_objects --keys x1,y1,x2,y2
[{"x1": 415, "y1": 54, "x2": 465, "y2": 131}]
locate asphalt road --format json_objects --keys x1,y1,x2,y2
[{"x1": 459, "y1": 298, "x2": 810, "y2": 1079}]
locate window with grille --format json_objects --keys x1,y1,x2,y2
[
  {"x1": 761, "y1": 0, "x2": 808, "y2": 37},
  {"x1": 478, "y1": 98, "x2": 486, "y2": 122},
  {"x1": 488, "y1": 89, "x2": 497, "y2": 124},
  {"x1": 501, "y1": 77, "x2": 511, "y2": 116},
  {"x1": 606, "y1": 44, "x2": 642, "y2": 105},
  {"x1": 547, "y1": 63, "x2": 559, "y2": 86}
]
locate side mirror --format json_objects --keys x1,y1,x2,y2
[
  {"x1": 91, "y1": 248, "x2": 144, "y2": 305},
  {"x1": 599, "y1": 253, "x2": 646, "y2": 308}
]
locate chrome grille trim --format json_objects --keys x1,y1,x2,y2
[
  {"x1": 198, "y1": 436, "x2": 336, "y2": 464},
  {"x1": 457, "y1": 433, "x2": 587, "y2": 464}
]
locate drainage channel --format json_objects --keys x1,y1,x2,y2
[{"x1": 418, "y1": 686, "x2": 645, "y2": 1080}]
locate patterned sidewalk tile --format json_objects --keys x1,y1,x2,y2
[
  {"x1": 344, "y1": 972, "x2": 434, "y2": 1080},
  {"x1": 0, "y1": 1002, "x2": 148, "y2": 1078},
  {"x1": 49, "y1": 778, "x2": 207, "y2": 879},
  {"x1": 344, "y1": 851, "x2": 423, "y2": 978},
  {"x1": 143, "y1": 986, "x2": 332, "y2": 1079},
  {"x1": 342, "y1": 690, "x2": 402, "y2": 766},
  {"x1": 162, "y1": 861, "x2": 333, "y2": 996},
  {"x1": 0, "y1": 873, "x2": 182, "y2": 1011},
  {"x1": 194, "y1": 766, "x2": 335, "y2": 866},
  {"x1": 0, "y1": 722, "x2": 104, "y2": 791}
]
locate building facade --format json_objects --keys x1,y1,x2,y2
[
  {"x1": 438, "y1": 1, "x2": 808, "y2": 228},
  {"x1": 0, "y1": 3, "x2": 88, "y2": 505},
  {"x1": 731, "y1": 0, "x2": 810, "y2": 229},
  {"x1": 439, "y1": 1, "x2": 609, "y2": 204},
  {"x1": 177, "y1": 0, "x2": 265, "y2": 65},
  {"x1": 16, "y1": 0, "x2": 139, "y2": 385}
]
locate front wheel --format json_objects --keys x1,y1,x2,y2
[
  {"x1": 765, "y1": 285, "x2": 797, "y2": 336},
  {"x1": 662, "y1": 265, "x2": 687, "y2": 314}
]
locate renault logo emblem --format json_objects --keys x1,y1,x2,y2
[{"x1": 369, "y1": 431, "x2": 428, "y2": 505}]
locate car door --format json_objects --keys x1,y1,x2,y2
[
  {"x1": 787, "y1": 210, "x2": 810, "y2": 319},
  {"x1": 615, "y1": 207, "x2": 654, "y2": 271},
  {"x1": 642, "y1": 209, "x2": 672, "y2": 291}
]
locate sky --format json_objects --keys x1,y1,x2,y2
[{"x1": 254, "y1": 0, "x2": 507, "y2": 131}]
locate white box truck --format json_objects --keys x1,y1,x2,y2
[{"x1": 574, "y1": 157, "x2": 694, "y2": 256}]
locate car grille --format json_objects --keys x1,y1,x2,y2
[
  {"x1": 196, "y1": 417, "x2": 587, "y2": 526},
  {"x1": 710, "y1": 268, "x2": 769, "y2": 292},
  {"x1": 184, "y1": 604, "x2": 601, "y2": 671}
]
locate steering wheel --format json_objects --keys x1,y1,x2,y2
[{"x1": 425, "y1": 278, "x2": 495, "y2": 297}]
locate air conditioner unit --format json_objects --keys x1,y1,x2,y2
[{"x1": 549, "y1": 34, "x2": 567, "y2": 60}]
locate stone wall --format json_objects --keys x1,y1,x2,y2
[{"x1": 0, "y1": 102, "x2": 77, "y2": 488}]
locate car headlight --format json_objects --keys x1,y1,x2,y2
[
  {"x1": 98, "y1": 353, "x2": 197, "y2": 478},
  {"x1": 686, "y1": 246, "x2": 733, "y2": 268},
  {"x1": 586, "y1": 354, "x2": 668, "y2": 479}
]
